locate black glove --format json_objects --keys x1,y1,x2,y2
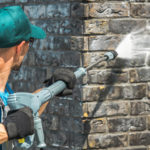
[
  {"x1": 43, "y1": 68, "x2": 76, "y2": 96},
  {"x1": 3, "y1": 107, "x2": 34, "y2": 140}
]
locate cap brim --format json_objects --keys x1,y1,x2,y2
[{"x1": 30, "y1": 24, "x2": 46, "y2": 39}]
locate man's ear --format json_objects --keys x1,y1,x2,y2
[{"x1": 15, "y1": 41, "x2": 26, "y2": 56}]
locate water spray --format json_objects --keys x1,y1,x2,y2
[
  {"x1": 116, "y1": 26, "x2": 150, "y2": 59},
  {"x1": 7, "y1": 51, "x2": 118, "y2": 149}
]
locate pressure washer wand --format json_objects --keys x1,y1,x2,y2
[
  {"x1": 86, "y1": 51, "x2": 118, "y2": 71},
  {"x1": 7, "y1": 51, "x2": 118, "y2": 149},
  {"x1": 85, "y1": 57, "x2": 107, "y2": 71}
]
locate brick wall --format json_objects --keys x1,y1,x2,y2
[
  {"x1": 82, "y1": 1, "x2": 150, "y2": 150},
  {"x1": 1, "y1": 0, "x2": 150, "y2": 150}
]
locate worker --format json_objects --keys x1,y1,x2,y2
[{"x1": 0, "y1": 5, "x2": 76, "y2": 150}]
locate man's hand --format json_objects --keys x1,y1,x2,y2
[
  {"x1": 44, "y1": 68, "x2": 76, "y2": 96},
  {"x1": 3, "y1": 107, "x2": 34, "y2": 140},
  {"x1": 0, "y1": 124, "x2": 8, "y2": 144}
]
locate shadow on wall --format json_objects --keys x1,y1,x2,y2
[{"x1": 82, "y1": 57, "x2": 128, "y2": 149}]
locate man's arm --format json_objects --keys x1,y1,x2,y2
[
  {"x1": 0, "y1": 124, "x2": 8, "y2": 144},
  {"x1": 0, "y1": 88, "x2": 49, "y2": 145},
  {"x1": 0, "y1": 69, "x2": 77, "y2": 144},
  {"x1": 33, "y1": 88, "x2": 49, "y2": 116},
  {"x1": 38, "y1": 101, "x2": 49, "y2": 116},
  {"x1": 38, "y1": 68, "x2": 76, "y2": 116}
]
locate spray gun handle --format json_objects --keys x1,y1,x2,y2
[
  {"x1": 34, "y1": 114, "x2": 46, "y2": 148},
  {"x1": 15, "y1": 113, "x2": 46, "y2": 149}
]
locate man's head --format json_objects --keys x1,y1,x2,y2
[{"x1": 0, "y1": 6, "x2": 46, "y2": 70}]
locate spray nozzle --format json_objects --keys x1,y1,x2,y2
[{"x1": 104, "y1": 51, "x2": 118, "y2": 60}]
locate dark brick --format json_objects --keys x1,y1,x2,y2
[
  {"x1": 89, "y1": 2, "x2": 129, "y2": 18},
  {"x1": 69, "y1": 100, "x2": 83, "y2": 117},
  {"x1": 130, "y1": 101, "x2": 150, "y2": 115},
  {"x1": 108, "y1": 117, "x2": 146, "y2": 132},
  {"x1": 44, "y1": 131, "x2": 69, "y2": 147},
  {"x1": 107, "y1": 147, "x2": 147, "y2": 150},
  {"x1": 82, "y1": 84, "x2": 146, "y2": 101},
  {"x1": 15, "y1": 0, "x2": 28, "y2": 3},
  {"x1": 70, "y1": 133, "x2": 87, "y2": 149},
  {"x1": 0, "y1": 0, "x2": 14, "y2": 3},
  {"x1": 47, "y1": 3, "x2": 70, "y2": 18},
  {"x1": 83, "y1": 118, "x2": 107, "y2": 133},
  {"x1": 147, "y1": 116, "x2": 150, "y2": 130},
  {"x1": 88, "y1": 134, "x2": 127, "y2": 148},
  {"x1": 147, "y1": 83, "x2": 150, "y2": 98},
  {"x1": 32, "y1": 36, "x2": 70, "y2": 50},
  {"x1": 130, "y1": 132, "x2": 150, "y2": 146},
  {"x1": 45, "y1": 19, "x2": 83, "y2": 35},
  {"x1": 129, "y1": 68, "x2": 150, "y2": 83},
  {"x1": 86, "y1": 101, "x2": 128, "y2": 117},
  {"x1": 24, "y1": 5, "x2": 46, "y2": 19},
  {"x1": 82, "y1": 86, "x2": 102, "y2": 101},
  {"x1": 104, "y1": 84, "x2": 146, "y2": 100},
  {"x1": 46, "y1": 98, "x2": 70, "y2": 116},
  {"x1": 84, "y1": 19, "x2": 109, "y2": 34},
  {"x1": 88, "y1": 35, "x2": 122, "y2": 51},
  {"x1": 131, "y1": 3, "x2": 150, "y2": 18},
  {"x1": 42, "y1": 114, "x2": 59, "y2": 131},
  {"x1": 121, "y1": 84, "x2": 146, "y2": 100},
  {"x1": 34, "y1": 50, "x2": 80, "y2": 67},
  {"x1": 71, "y1": 3, "x2": 85, "y2": 17},
  {"x1": 85, "y1": 69, "x2": 128, "y2": 84},
  {"x1": 109, "y1": 19, "x2": 146, "y2": 34},
  {"x1": 70, "y1": 36, "x2": 88, "y2": 50},
  {"x1": 60, "y1": 117, "x2": 83, "y2": 133},
  {"x1": 11, "y1": 81, "x2": 38, "y2": 92},
  {"x1": 100, "y1": 85, "x2": 123, "y2": 100}
]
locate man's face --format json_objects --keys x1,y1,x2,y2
[{"x1": 12, "y1": 41, "x2": 29, "y2": 71}]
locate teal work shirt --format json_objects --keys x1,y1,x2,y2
[{"x1": 0, "y1": 83, "x2": 13, "y2": 150}]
